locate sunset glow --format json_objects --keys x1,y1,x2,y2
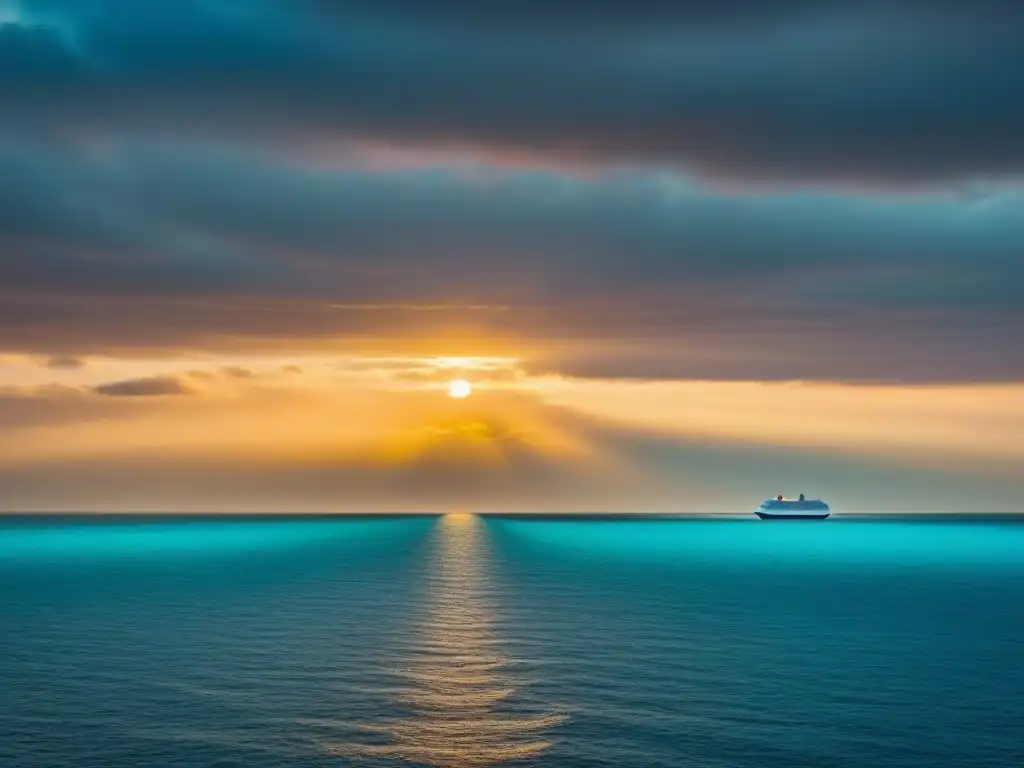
[
  {"x1": 0, "y1": 349, "x2": 1021, "y2": 512},
  {"x1": 447, "y1": 379, "x2": 473, "y2": 399}
]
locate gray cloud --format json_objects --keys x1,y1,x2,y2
[
  {"x1": 526, "y1": 328, "x2": 1024, "y2": 384},
  {"x1": 43, "y1": 353, "x2": 85, "y2": 369},
  {"x1": 93, "y1": 375, "x2": 194, "y2": 397},
  {"x1": 2, "y1": 141, "x2": 1020, "y2": 300},
  {"x1": 0, "y1": 2, "x2": 1022, "y2": 383},
  {"x1": 1, "y1": 1, "x2": 1022, "y2": 183},
  {"x1": 0, "y1": 138, "x2": 1021, "y2": 381}
]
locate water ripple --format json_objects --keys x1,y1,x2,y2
[{"x1": 326, "y1": 513, "x2": 567, "y2": 767}]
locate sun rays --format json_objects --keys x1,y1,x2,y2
[{"x1": 2, "y1": 349, "x2": 1024, "y2": 511}]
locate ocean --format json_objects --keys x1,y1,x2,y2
[{"x1": 1, "y1": 514, "x2": 1022, "y2": 768}]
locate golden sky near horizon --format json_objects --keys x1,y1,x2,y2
[{"x1": 2, "y1": 351, "x2": 1022, "y2": 513}]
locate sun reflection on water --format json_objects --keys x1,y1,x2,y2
[{"x1": 334, "y1": 513, "x2": 565, "y2": 767}]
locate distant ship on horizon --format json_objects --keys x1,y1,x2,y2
[{"x1": 755, "y1": 494, "x2": 831, "y2": 520}]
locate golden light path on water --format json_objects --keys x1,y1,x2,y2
[{"x1": 333, "y1": 513, "x2": 566, "y2": 767}]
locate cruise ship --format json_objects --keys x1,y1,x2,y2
[{"x1": 755, "y1": 495, "x2": 831, "y2": 520}]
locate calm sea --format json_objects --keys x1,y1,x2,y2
[{"x1": 2, "y1": 514, "x2": 1022, "y2": 768}]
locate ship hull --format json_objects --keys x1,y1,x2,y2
[{"x1": 755, "y1": 510, "x2": 830, "y2": 520}]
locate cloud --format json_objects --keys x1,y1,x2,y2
[
  {"x1": 0, "y1": 2, "x2": 1021, "y2": 385},
  {"x1": 3, "y1": 142, "x2": 1020, "y2": 303},
  {"x1": 1, "y1": 1, "x2": 1022, "y2": 183},
  {"x1": 93, "y1": 375, "x2": 194, "y2": 397},
  {"x1": 220, "y1": 366, "x2": 254, "y2": 379},
  {"x1": 524, "y1": 328, "x2": 1024, "y2": 384},
  {"x1": 394, "y1": 360, "x2": 525, "y2": 384},
  {"x1": 42, "y1": 353, "x2": 85, "y2": 369},
  {"x1": 0, "y1": 140, "x2": 1020, "y2": 381}
]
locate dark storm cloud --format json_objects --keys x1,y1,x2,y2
[
  {"x1": 2, "y1": 0, "x2": 1023, "y2": 182},
  {"x1": 93, "y1": 375, "x2": 194, "y2": 397}
]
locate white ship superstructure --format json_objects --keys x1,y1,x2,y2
[{"x1": 755, "y1": 497, "x2": 831, "y2": 519}]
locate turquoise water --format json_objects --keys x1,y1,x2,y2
[{"x1": 2, "y1": 514, "x2": 1022, "y2": 767}]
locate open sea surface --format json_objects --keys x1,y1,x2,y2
[{"x1": 2, "y1": 513, "x2": 1022, "y2": 767}]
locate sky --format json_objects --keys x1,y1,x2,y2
[{"x1": 1, "y1": 0, "x2": 1022, "y2": 512}]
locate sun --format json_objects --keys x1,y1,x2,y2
[{"x1": 447, "y1": 379, "x2": 472, "y2": 399}]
